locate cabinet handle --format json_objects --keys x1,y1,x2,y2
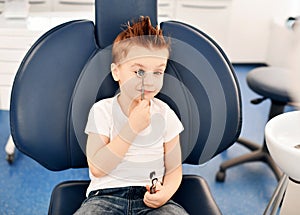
[
  {"x1": 158, "y1": 3, "x2": 170, "y2": 7},
  {"x1": 181, "y1": 4, "x2": 227, "y2": 10},
  {"x1": 159, "y1": 14, "x2": 170, "y2": 18},
  {"x1": 59, "y1": 1, "x2": 94, "y2": 6},
  {"x1": 29, "y1": 0, "x2": 46, "y2": 5}
]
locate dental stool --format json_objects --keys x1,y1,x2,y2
[
  {"x1": 216, "y1": 66, "x2": 291, "y2": 182},
  {"x1": 10, "y1": 0, "x2": 242, "y2": 214}
]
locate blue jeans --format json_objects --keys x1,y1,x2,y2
[{"x1": 73, "y1": 186, "x2": 189, "y2": 215}]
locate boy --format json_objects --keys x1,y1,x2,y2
[{"x1": 74, "y1": 16, "x2": 188, "y2": 214}]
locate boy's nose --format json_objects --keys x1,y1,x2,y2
[{"x1": 143, "y1": 74, "x2": 154, "y2": 85}]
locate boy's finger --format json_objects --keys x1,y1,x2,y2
[
  {"x1": 154, "y1": 182, "x2": 162, "y2": 191},
  {"x1": 145, "y1": 185, "x2": 151, "y2": 192},
  {"x1": 138, "y1": 99, "x2": 150, "y2": 107}
]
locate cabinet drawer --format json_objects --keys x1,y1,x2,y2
[
  {"x1": 0, "y1": 49, "x2": 28, "y2": 62},
  {"x1": 176, "y1": 0, "x2": 232, "y2": 49},
  {"x1": 158, "y1": 0, "x2": 174, "y2": 19},
  {"x1": 178, "y1": 0, "x2": 231, "y2": 9},
  {"x1": 0, "y1": 73, "x2": 15, "y2": 86},
  {"x1": 0, "y1": 62, "x2": 20, "y2": 74},
  {"x1": 29, "y1": 0, "x2": 52, "y2": 12},
  {"x1": 0, "y1": 86, "x2": 12, "y2": 110},
  {"x1": 0, "y1": 1, "x2": 4, "y2": 13},
  {"x1": 54, "y1": 0, "x2": 94, "y2": 11},
  {"x1": 0, "y1": 36, "x2": 36, "y2": 49},
  {"x1": 0, "y1": 28, "x2": 41, "y2": 37}
]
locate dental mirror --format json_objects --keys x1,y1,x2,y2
[{"x1": 137, "y1": 69, "x2": 145, "y2": 100}]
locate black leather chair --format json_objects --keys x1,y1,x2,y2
[{"x1": 10, "y1": 1, "x2": 242, "y2": 214}]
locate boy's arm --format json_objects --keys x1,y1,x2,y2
[
  {"x1": 87, "y1": 133, "x2": 109, "y2": 177},
  {"x1": 162, "y1": 134, "x2": 183, "y2": 196},
  {"x1": 144, "y1": 135, "x2": 183, "y2": 208},
  {"x1": 87, "y1": 99, "x2": 150, "y2": 178},
  {"x1": 86, "y1": 123, "x2": 137, "y2": 178}
]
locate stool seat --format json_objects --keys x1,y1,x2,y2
[{"x1": 246, "y1": 67, "x2": 292, "y2": 103}]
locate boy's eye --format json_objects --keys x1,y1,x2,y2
[
  {"x1": 134, "y1": 69, "x2": 163, "y2": 77},
  {"x1": 153, "y1": 71, "x2": 163, "y2": 76},
  {"x1": 135, "y1": 69, "x2": 145, "y2": 78}
]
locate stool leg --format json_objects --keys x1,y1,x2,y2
[
  {"x1": 265, "y1": 153, "x2": 283, "y2": 181},
  {"x1": 268, "y1": 100, "x2": 286, "y2": 120},
  {"x1": 216, "y1": 100, "x2": 286, "y2": 182},
  {"x1": 236, "y1": 137, "x2": 260, "y2": 151},
  {"x1": 263, "y1": 174, "x2": 288, "y2": 215}
]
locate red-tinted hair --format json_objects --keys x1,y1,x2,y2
[{"x1": 112, "y1": 16, "x2": 170, "y2": 64}]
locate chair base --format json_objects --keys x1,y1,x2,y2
[
  {"x1": 216, "y1": 137, "x2": 282, "y2": 182},
  {"x1": 216, "y1": 99, "x2": 286, "y2": 182},
  {"x1": 5, "y1": 135, "x2": 15, "y2": 164}
]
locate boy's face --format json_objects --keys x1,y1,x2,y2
[{"x1": 111, "y1": 46, "x2": 169, "y2": 102}]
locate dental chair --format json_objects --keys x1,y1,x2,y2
[{"x1": 9, "y1": 0, "x2": 242, "y2": 214}]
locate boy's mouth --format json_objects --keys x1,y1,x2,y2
[{"x1": 139, "y1": 89, "x2": 155, "y2": 94}]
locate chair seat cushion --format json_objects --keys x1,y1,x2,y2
[
  {"x1": 49, "y1": 175, "x2": 221, "y2": 215},
  {"x1": 172, "y1": 175, "x2": 221, "y2": 215},
  {"x1": 246, "y1": 67, "x2": 292, "y2": 103},
  {"x1": 49, "y1": 180, "x2": 89, "y2": 215}
]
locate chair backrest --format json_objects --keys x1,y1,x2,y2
[
  {"x1": 94, "y1": 0, "x2": 157, "y2": 48},
  {"x1": 10, "y1": 20, "x2": 97, "y2": 170},
  {"x1": 10, "y1": 0, "x2": 242, "y2": 171}
]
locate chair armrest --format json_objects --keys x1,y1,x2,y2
[{"x1": 48, "y1": 180, "x2": 90, "y2": 215}]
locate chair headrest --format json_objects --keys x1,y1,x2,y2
[{"x1": 95, "y1": 0, "x2": 158, "y2": 48}]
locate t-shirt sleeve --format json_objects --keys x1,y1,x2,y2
[
  {"x1": 84, "y1": 101, "x2": 111, "y2": 137},
  {"x1": 164, "y1": 106, "x2": 184, "y2": 142}
]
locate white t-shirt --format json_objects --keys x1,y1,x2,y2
[{"x1": 85, "y1": 95, "x2": 184, "y2": 196}]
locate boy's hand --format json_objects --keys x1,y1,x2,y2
[
  {"x1": 128, "y1": 100, "x2": 150, "y2": 133},
  {"x1": 144, "y1": 183, "x2": 169, "y2": 208}
]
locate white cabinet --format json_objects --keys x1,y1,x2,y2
[
  {"x1": 0, "y1": 0, "x2": 52, "y2": 12},
  {"x1": 0, "y1": 11, "x2": 93, "y2": 110},
  {"x1": 171, "y1": 0, "x2": 299, "y2": 63},
  {"x1": 226, "y1": 0, "x2": 299, "y2": 63},
  {"x1": 53, "y1": 0, "x2": 94, "y2": 11},
  {"x1": 158, "y1": 0, "x2": 175, "y2": 22},
  {"x1": 29, "y1": 0, "x2": 52, "y2": 11},
  {"x1": 0, "y1": 0, "x2": 4, "y2": 13},
  {"x1": 175, "y1": 0, "x2": 232, "y2": 52},
  {"x1": 0, "y1": 26, "x2": 42, "y2": 110},
  {"x1": 265, "y1": 19, "x2": 295, "y2": 67},
  {"x1": 226, "y1": 0, "x2": 273, "y2": 63},
  {"x1": 0, "y1": 0, "x2": 94, "y2": 12}
]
